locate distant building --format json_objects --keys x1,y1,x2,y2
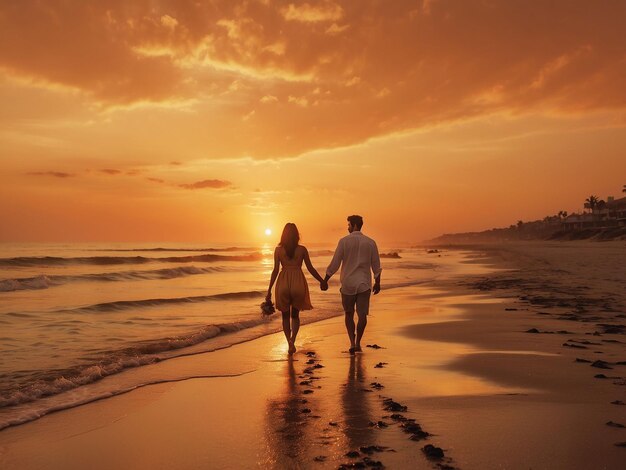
[
  {"x1": 606, "y1": 196, "x2": 626, "y2": 225},
  {"x1": 563, "y1": 213, "x2": 595, "y2": 229}
]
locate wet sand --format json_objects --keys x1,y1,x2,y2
[{"x1": 1, "y1": 242, "x2": 625, "y2": 469}]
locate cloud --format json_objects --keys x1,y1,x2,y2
[
  {"x1": 1, "y1": 1, "x2": 625, "y2": 159},
  {"x1": 178, "y1": 179, "x2": 232, "y2": 189},
  {"x1": 288, "y1": 95, "x2": 309, "y2": 107},
  {"x1": 27, "y1": 171, "x2": 75, "y2": 178},
  {"x1": 100, "y1": 168, "x2": 122, "y2": 175},
  {"x1": 281, "y1": 2, "x2": 343, "y2": 23},
  {"x1": 160, "y1": 15, "x2": 179, "y2": 31},
  {"x1": 147, "y1": 177, "x2": 165, "y2": 183},
  {"x1": 325, "y1": 23, "x2": 349, "y2": 35},
  {"x1": 260, "y1": 95, "x2": 278, "y2": 103}
]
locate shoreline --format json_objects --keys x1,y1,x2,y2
[{"x1": 1, "y1": 243, "x2": 624, "y2": 469}]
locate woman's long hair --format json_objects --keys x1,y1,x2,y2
[{"x1": 279, "y1": 223, "x2": 300, "y2": 259}]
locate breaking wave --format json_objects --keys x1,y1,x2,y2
[
  {"x1": 0, "y1": 317, "x2": 269, "y2": 411},
  {"x1": 0, "y1": 266, "x2": 229, "y2": 292},
  {"x1": 0, "y1": 252, "x2": 262, "y2": 267}
]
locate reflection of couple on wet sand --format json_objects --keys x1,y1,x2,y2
[
  {"x1": 266, "y1": 215, "x2": 382, "y2": 355},
  {"x1": 265, "y1": 354, "x2": 374, "y2": 467}
]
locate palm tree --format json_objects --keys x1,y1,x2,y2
[{"x1": 584, "y1": 195, "x2": 598, "y2": 212}]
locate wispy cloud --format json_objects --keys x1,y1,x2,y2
[
  {"x1": 27, "y1": 171, "x2": 75, "y2": 178},
  {"x1": 281, "y1": 2, "x2": 344, "y2": 23},
  {"x1": 146, "y1": 177, "x2": 166, "y2": 184},
  {"x1": 100, "y1": 168, "x2": 122, "y2": 175},
  {"x1": 178, "y1": 179, "x2": 232, "y2": 190}
]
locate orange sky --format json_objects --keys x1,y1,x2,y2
[{"x1": 1, "y1": 0, "x2": 625, "y2": 244}]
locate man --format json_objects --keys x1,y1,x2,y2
[{"x1": 323, "y1": 215, "x2": 382, "y2": 354}]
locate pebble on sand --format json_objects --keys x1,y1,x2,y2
[
  {"x1": 606, "y1": 421, "x2": 625, "y2": 428},
  {"x1": 382, "y1": 398, "x2": 408, "y2": 412},
  {"x1": 591, "y1": 360, "x2": 613, "y2": 369},
  {"x1": 359, "y1": 445, "x2": 387, "y2": 455},
  {"x1": 422, "y1": 444, "x2": 445, "y2": 460}
]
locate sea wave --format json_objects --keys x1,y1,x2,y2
[
  {"x1": 0, "y1": 266, "x2": 228, "y2": 293},
  {"x1": 94, "y1": 246, "x2": 255, "y2": 252},
  {"x1": 0, "y1": 317, "x2": 269, "y2": 411},
  {"x1": 0, "y1": 252, "x2": 262, "y2": 267},
  {"x1": 24, "y1": 290, "x2": 265, "y2": 315},
  {"x1": 0, "y1": 370, "x2": 255, "y2": 432}
]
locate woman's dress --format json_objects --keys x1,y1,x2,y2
[{"x1": 275, "y1": 246, "x2": 313, "y2": 312}]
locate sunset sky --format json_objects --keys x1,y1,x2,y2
[{"x1": 1, "y1": 0, "x2": 625, "y2": 244}]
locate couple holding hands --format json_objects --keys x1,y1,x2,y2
[{"x1": 266, "y1": 215, "x2": 382, "y2": 355}]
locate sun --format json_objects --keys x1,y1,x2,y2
[{"x1": 264, "y1": 228, "x2": 272, "y2": 236}]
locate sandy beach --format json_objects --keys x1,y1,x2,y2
[{"x1": 1, "y1": 242, "x2": 625, "y2": 469}]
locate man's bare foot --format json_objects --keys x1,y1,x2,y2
[
  {"x1": 288, "y1": 341, "x2": 296, "y2": 355},
  {"x1": 354, "y1": 345, "x2": 362, "y2": 352},
  {"x1": 348, "y1": 347, "x2": 356, "y2": 355}
]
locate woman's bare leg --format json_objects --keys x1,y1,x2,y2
[
  {"x1": 281, "y1": 311, "x2": 291, "y2": 349},
  {"x1": 290, "y1": 308, "x2": 300, "y2": 350}
]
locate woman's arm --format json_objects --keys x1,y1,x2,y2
[
  {"x1": 303, "y1": 247, "x2": 324, "y2": 283},
  {"x1": 266, "y1": 248, "x2": 279, "y2": 300}
]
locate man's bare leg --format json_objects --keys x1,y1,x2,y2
[
  {"x1": 355, "y1": 311, "x2": 367, "y2": 351},
  {"x1": 344, "y1": 311, "x2": 356, "y2": 351}
]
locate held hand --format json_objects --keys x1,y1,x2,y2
[
  {"x1": 320, "y1": 280, "x2": 328, "y2": 291},
  {"x1": 373, "y1": 283, "x2": 381, "y2": 295},
  {"x1": 265, "y1": 292, "x2": 272, "y2": 302}
]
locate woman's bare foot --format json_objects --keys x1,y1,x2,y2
[{"x1": 288, "y1": 341, "x2": 296, "y2": 355}]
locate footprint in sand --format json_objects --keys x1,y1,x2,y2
[{"x1": 606, "y1": 421, "x2": 625, "y2": 428}]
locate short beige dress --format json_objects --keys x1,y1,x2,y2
[{"x1": 275, "y1": 246, "x2": 313, "y2": 312}]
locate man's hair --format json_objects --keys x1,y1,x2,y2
[{"x1": 347, "y1": 215, "x2": 363, "y2": 230}]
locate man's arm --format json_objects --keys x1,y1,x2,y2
[
  {"x1": 371, "y1": 241, "x2": 382, "y2": 295},
  {"x1": 324, "y1": 239, "x2": 344, "y2": 283}
]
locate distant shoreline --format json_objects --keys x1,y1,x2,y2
[{"x1": 427, "y1": 225, "x2": 626, "y2": 244}]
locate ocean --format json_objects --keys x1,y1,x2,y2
[{"x1": 0, "y1": 242, "x2": 451, "y2": 431}]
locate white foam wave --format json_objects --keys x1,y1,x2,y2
[
  {"x1": 0, "y1": 275, "x2": 57, "y2": 292},
  {"x1": 0, "y1": 266, "x2": 228, "y2": 293},
  {"x1": 0, "y1": 318, "x2": 267, "y2": 409}
]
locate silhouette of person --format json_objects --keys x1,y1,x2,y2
[
  {"x1": 266, "y1": 223, "x2": 326, "y2": 355},
  {"x1": 323, "y1": 215, "x2": 382, "y2": 354}
]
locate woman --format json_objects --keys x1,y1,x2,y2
[{"x1": 266, "y1": 223, "x2": 325, "y2": 355}]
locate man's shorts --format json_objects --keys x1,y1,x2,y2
[{"x1": 341, "y1": 289, "x2": 371, "y2": 316}]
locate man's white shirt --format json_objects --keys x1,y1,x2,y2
[{"x1": 326, "y1": 231, "x2": 382, "y2": 295}]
